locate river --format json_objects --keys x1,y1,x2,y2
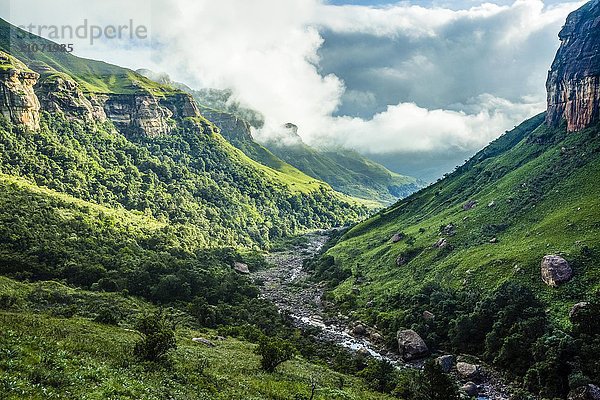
[{"x1": 253, "y1": 231, "x2": 512, "y2": 400}]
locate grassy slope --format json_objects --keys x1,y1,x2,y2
[
  {"x1": 196, "y1": 108, "x2": 380, "y2": 207},
  {"x1": 0, "y1": 18, "x2": 368, "y2": 209},
  {"x1": 265, "y1": 141, "x2": 420, "y2": 204},
  {"x1": 0, "y1": 277, "x2": 392, "y2": 400},
  {"x1": 325, "y1": 113, "x2": 600, "y2": 323},
  {"x1": 0, "y1": 18, "x2": 174, "y2": 95}
]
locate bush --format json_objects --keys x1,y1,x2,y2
[
  {"x1": 255, "y1": 336, "x2": 296, "y2": 373},
  {"x1": 133, "y1": 310, "x2": 177, "y2": 362},
  {"x1": 358, "y1": 359, "x2": 399, "y2": 393},
  {"x1": 412, "y1": 360, "x2": 460, "y2": 400}
]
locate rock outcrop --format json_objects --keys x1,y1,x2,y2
[
  {"x1": 546, "y1": 1, "x2": 600, "y2": 131},
  {"x1": 396, "y1": 329, "x2": 429, "y2": 360},
  {"x1": 233, "y1": 262, "x2": 250, "y2": 274},
  {"x1": 200, "y1": 107, "x2": 254, "y2": 144},
  {"x1": 0, "y1": 52, "x2": 40, "y2": 130},
  {"x1": 35, "y1": 72, "x2": 102, "y2": 122},
  {"x1": 541, "y1": 255, "x2": 573, "y2": 286}
]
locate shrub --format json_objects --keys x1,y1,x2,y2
[
  {"x1": 133, "y1": 310, "x2": 177, "y2": 362},
  {"x1": 412, "y1": 360, "x2": 460, "y2": 400},
  {"x1": 255, "y1": 336, "x2": 296, "y2": 373}
]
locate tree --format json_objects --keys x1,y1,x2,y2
[
  {"x1": 255, "y1": 336, "x2": 296, "y2": 373},
  {"x1": 413, "y1": 360, "x2": 460, "y2": 400}
]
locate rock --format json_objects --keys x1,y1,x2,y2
[
  {"x1": 568, "y1": 384, "x2": 600, "y2": 400},
  {"x1": 422, "y1": 311, "x2": 435, "y2": 321},
  {"x1": 391, "y1": 233, "x2": 405, "y2": 243},
  {"x1": 546, "y1": 1, "x2": 600, "y2": 132},
  {"x1": 435, "y1": 355, "x2": 455, "y2": 373},
  {"x1": 463, "y1": 200, "x2": 477, "y2": 211},
  {"x1": 433, "y1": 238, "x2": 448, "y2": 249},
  {"x1": 352, "y1": 324, "x2": 367, "y2": 336},
  {"x1": 569, "y1": 302, "x2": 590, "y2": 320},
  {"x1": 397, "y1": 329, "x2": 429, "y2": 361},
  {"x1": 233, "y1": 262, "x2": 250, "y2": 274},
  {"x1": 370, "y1": 332, "x2": 383, "y2": 342},
  {"x1": 456, "y1": 362, "x2": 481, "y2": 381},
  {"x1": 35, "y1": 71, "x2": 101, "y2": 123},
  {"x1": 489, "y1": 237, "x2": 498, "y2": 243},
  {"x1": 442, "y1": 224, "x2": 456, "y2": 236},
  {"x1": 192, "y1": 337, "x2": 215, "y2": 347},
  {"x1": 461, "y1": 382, "x2": 478, "y2": 397},
  {"x1": 0, "y1": 52, "x2": 40, "y2": 131},
  {"x1": 541, "y1": 255, "x2": 573, "y2": 286},
  {"x1": 396, "y1": 255, "x2": 407, "y2": 266},
  {"x1": 356, "y1": 347, "x2": 371, "y2": 358}
]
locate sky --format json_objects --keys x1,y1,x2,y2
[{"x1": 1, "y1": 0, "x2": 586, "y2": 181}]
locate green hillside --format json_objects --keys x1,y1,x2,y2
[
  {"x1": 136, "y1": 68, "x2": 418, "y2": 205},
  {"x1": 0, "y1": 276, "x2": 398, "y2": 400},
  {"x1": 262, "y1": 141, "x2": 421, "y2": 204},
  {"x1": 312, "y1": 113, "x2": 600, "y2": 398}
]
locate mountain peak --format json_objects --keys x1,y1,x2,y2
[{"x1": 546, "y1": 0, "x2": 600, "y2": 131}]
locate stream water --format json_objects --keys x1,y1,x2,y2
[{"x1": 253, "y1": 231, "x2": 511, "y2": 400}]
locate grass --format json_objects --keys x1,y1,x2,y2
[
  {"x1": 0, "y1": 277, "x2": 394, "y2": 400},
  {"x1": 324, "y1": 114, "x2": 600, "y2": 324},
  {"x1": 265, "y1": 141, "x2": 421, "y2": 205}
]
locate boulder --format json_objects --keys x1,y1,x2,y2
[
  {"x1": 233, "y1": 262, "x2": 250, "y2": 274},
  {"x1": 192, "y1": 337, "x2": 215, "y2": 347},
  {"x1": 396, "y1": 255, "x2": 407, "y2": 266},
  {"x1": 541, "y1": 255, "x2": 573, "y2": 286},
  {"x1": 442, "y1": 224, "x2": 456, "y2": 236},
  {"x1": 461, "y1": 382, "x2": 478, "y2": 397},
  {"x1": 422, "y1": 311, "x2": 435, "y2": 321},
  {"x1": 568, "y1": 384, "x2": 600, "y2": 400},
  {"x1": 356, "y1": 347, "x2": 371, "y2": 358},
  {"x1": 463, "y1": 200, "x2": 477, "y2": 211},
  {"x1": 397, "y1": 329, "x2": 429, "y2": 360},
  {"x1": 434, "y1": 238, "x2": 448, "y2": 249},
  {"x1": 569, "y1": 302, "x2": 590, "y2": 320},
  {"x1": 456, "y1": 362, "x2": 481, "y2": 381},
  {"x1": 391, "y1": 233, "x2": 405, "y2": 243},
  {"x1": 352, "y1": 324, "x2": 367, "y2": 336},
  {"x1": 435, "y1": 355, "x2": 455, "y2": 373},
  {"x1": 370, "y1": 332, "x2": 384, "y2": 342}
]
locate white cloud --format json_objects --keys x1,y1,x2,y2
[
  {"x1": 1, "y1": 0, "x2": 586, "y2": 166},
  {"x1": 322, "y1": 94, "x2": 544, "y2": 154}
]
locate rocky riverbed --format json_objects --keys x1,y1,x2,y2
[{"x1": 254, "y1": 231, "x2": 515, "y2": 400}]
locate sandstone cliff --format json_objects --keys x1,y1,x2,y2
[
  {"x1": 0, "y1": 52, "x2": 200, "y2": 137},
  {"x1": 546, "y1": 0, "x2": 600, "y2": 131},
  {"x1": 0, "y1": 52, "x2": 40, "y2": 130}
]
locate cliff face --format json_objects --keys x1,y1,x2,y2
[
  {"x1": 0, "y1": 52, "x2": 40, "y2": 130},
  {"x1": 546, "y1": 0, "x2": 600, "y2": 131},
  {"x1": 0, "y1": 51, "x2": 200, "y2": 136},
  {"x1": 199, "y1": 107, "x2": 254, "y2": 144},
  {"x1": 35, "y1": 72, "x2": 104, "y2": 123},
  {"x1": 101, "y1": 93, "x2": 199, "y2": 137}
]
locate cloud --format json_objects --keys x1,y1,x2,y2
[
  {"x1": 322, "y1": 94, "x2": 544, "y2": 154},
  {"x1": 1, "y1": 0, "x2": 586, "y2": 179}
]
